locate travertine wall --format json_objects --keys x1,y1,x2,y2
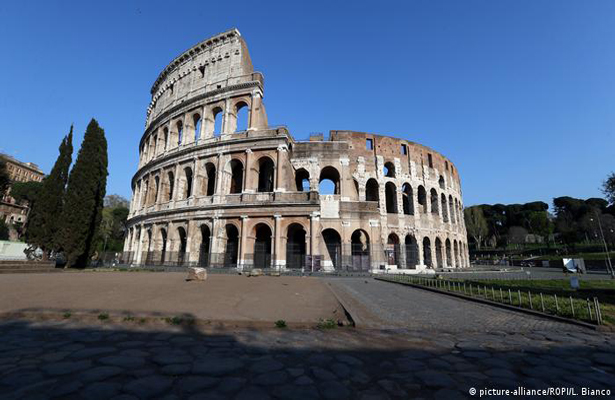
[{"x1": 125, "y1": 29, "x2": 469, "y2": 272}]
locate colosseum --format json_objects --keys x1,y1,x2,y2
[{"x1": 124, "y1": 29, "x2": 469, "y2": 273}]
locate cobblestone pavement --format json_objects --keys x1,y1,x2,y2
[
  {"x1": 0, "y1": 318, "x2": 614, "y2": 400},
  {"x1": 326, "y1": 278, "x2": 592, "y2": 332}
]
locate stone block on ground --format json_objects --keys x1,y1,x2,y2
[{"x1": 186, "y1": 267, "x2": 207, "y2": 281}]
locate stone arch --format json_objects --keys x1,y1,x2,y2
[
  {"x1": 351, "y1": 229, "x2": 370, "y2": 271},
  {"x1": 295, "y1": 168, "x2": 310, "y2": 192},
  {"x1": 204, "y1": 162, "x2": 216, "y2": 196},
  {"x1": 319, "y1": 166, "x2": 340, "y2": 195},
  {"x1": 449, "y1": 195, "x2": 455, "y2": 224},
  {"x1": 212, "y1": 106, "x2": 224, "y2": 136},
  {"x1": 423, "y1": 237, "x2": 432, "y2": 267},
  {"x1": 430, "y1": 188, "x2": 439, "y2": 216},
  {"x1": 253, "y1": 223, "x2": 273, "y2": 268},
  {"x1": 439, "y1": 175, "x2": 445, "y2": 189},
  {"x1": 165, "y1": 171, "x2": 174, "y2": 201},
  {"x1": 384, "y1": 161, "x2": 395, "y2": 178},
  {"x1": 199, "y1": 224, "x2": 211, "y2": 267},
  {"x1": 387, "y1": 233, "x2": 400, "y2": 266},
  {"x1": 163, "y1": 127, "x2": 169, "y2": 152},
  {"x1": 286, "y1": 223, "x2": 307, "y2": 269},
  {"x1": 402, "y1": 183, "x2": 414, "y2": 215},
  {"x1": 257, "y1": 156, "x2": 275, "y2": 193},
  {"x1": 445, "y1": 238, "x2": 452, "y2": 267},
  {"x1": 226, "y1": 159, "x2": 244, "y2": 194},
  {"x1": 234, "y1": 100, "x2": 250, "y2": 132},
  {"x1": 176, "y1": 226, "x2": 188, "y2": 265},
  {"x1": 183, "y1": 166, "x2": 193, "y2": 199},
  {"x1": 404, "y1": 235, "x2": 419, "y2": 269},
  {"x1": 176, "y1": 120, "x2": 184, "y2": 146},
  {"x1": 321, "y1": 228, "x2": 341, "y2": 270},
  {"x1": 154, "y1": 176, "x2": 160, "y2": 204},
  {"x1": 454, "y1": 240, "x2": 459, "y2": 268},
  {"x1": 193, "y1": 113, "x2": 202, "y2": 141},
  {"x1": 417, "y1": 185, "x2": 427, "y2": 213},
  {"x1": 223, "y1": 224, "x2": 239, "y2": 268},
  {"x1": 441, "y1": 193, "x2": 448, "y2": 222},
  {"x1": 365, "y1": 178, "x2": 379, "y2": 205},
  {"x1": 435, "y1": 237, "x2": 443, "y2": 268},
  {"x1": 159, "y1": 228, "x2": 168, "y2": 263},
  {"x1": 385, "y1": 182, "x2": 397, "y2": 214}
]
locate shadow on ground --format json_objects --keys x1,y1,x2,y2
[{"x1": 1, "y1": 312, "x2": 614, "y2": 400}]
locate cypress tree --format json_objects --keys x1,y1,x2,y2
[
  {"x1": 61, "y1": 119, "x2": 108, "y2": 267},
  {"x1": 26, "y1": 127, "x2": 73, "y2": 258}
]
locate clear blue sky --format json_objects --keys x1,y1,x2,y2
[{"x1": 1, "y1": 1, "x2": 613, "y2": 208}]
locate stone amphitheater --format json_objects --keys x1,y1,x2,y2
[{"x1": 124, "y1": 29, "x2": 469, "y2": 273}]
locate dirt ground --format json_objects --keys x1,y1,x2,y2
[{"x1": 0, "y1": 272, "x2": 346, "y2": 326}]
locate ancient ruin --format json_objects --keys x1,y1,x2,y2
[{"x1": 124, "y1": 29, "x2": 469, "y2": 272}]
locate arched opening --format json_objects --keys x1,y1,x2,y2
[
  {"x1": 154, "y1": 176, "x2": 160, "y2": 204},
  {"x1": 176, "y1": 121, "x2": 184, "y2": 146},
  {"x1": 193, "y1": 114, "x2": 202, "y2": 141},
  {"x1": 235, "y1": 102, "x2": 249, "y2": 132},
  {"x1": 445, "y1": 239, "x2": 452, "y2": 267},
  {"x1": 163, "y1": 128, "x2": 169, "y2": 152},
  {"x1": 166, "y1": 171, "x2": 174, "y2": 201},
  {"x1": 286, "y1": 223, "x2": 306, "y2": 270},
  {"x1": 387, "y1": 233, "x2": 400, "y2": 266},
  {"x1": 199, "y1": 225, "x2": 210, "y2": 267},
  {"x1": 295, "y1": 168, "x2": 310, "y2": 192},
  {"x1": 351, "y1": 229, "x2": 370, "y2": 271},
  {"x1": 257, "y1": 157, "x2": 275, "y2": 193},
  {"x1": 441, "y1": 193, "x2": 448, "y2": 222},
  {"x1": 204, "y1": 163, "x2": 216, "y2": 196},
  {"x1": 213, "y1": 107, "x2": 223, "y2": 136},
  {"x1": 184, "y1": 167, "x2": 193, "y2": 198},
  {"x1": 405, "y1": 235, "x2": 419, "y2": 269},
  {"x1": 319, "y1": 166, "x2": 340, "y2": 195},
  {"x1": 435, "y1": 237, "x2": 443, "y2": 268},
  {"x1": 417, "y1": 186, "x2": 427, "y2": 213},
  {"x1": 402, "y1": 183, "x2": 413, "y2": 215},
  {"x1": 423, "y1": 237, "x2": 432, "y2": 267},
  {"x1": 142, "y1": 180, "x2": 149, "y2": 207},
  {"x1": 322, "y1": 228, "x2": 341, "y2": 270},
  {"x1": 430, "y1": 189, "x2": 439, "y2": 216},
  {"x1": 145, "y1": 230, "x2": 153, "y2": 264},
  {"x1": 365, "y1": 179, "x2": 379, "y2": 206},
  {"x1": 160, "y1": 228, "x2": 167, "y2": 264},
  {"x1": 229, "y1": 159, "x2": 244, "y2": 194},
  {"x1": 177, "y1": 227, "x2": 187, "y2": 265},
  {"x1": 385, "y1": 182, "x2": 397, "y2": 214},
  {"x1": 384, "y1": 162, "x2": 395, "y2": 178},
  {"x1": 223, "y1": 224, "x2": 239, "y2": 268},
  {"x1": 454, "y1": 240, "x2": 459, "y2": 268},
  {"x1": 439, "y1": 175, "x2": 445, "y2": 189},
  {"x1": 253, "y1": 224, "x2": 272, "y2": 269},
  {"x1": 449, "y1": 195, "x2": 455, "y2": 224},
  {"x1": 152, "y1": 135, "x2": 158, "y2": 158}
]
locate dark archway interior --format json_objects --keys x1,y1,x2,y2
[
  {"x1": 322, "y1": 229, "x2": 341, "y2": 270},
  {"x1": 199, "y1": 225, "x2": 211, "y2": 267},
  {"x1": 366, "y1": 179, "x2": 379, "y2": 205},
  {"x1": 423, "y1": 237, "x2": 432, "y2": 267},
  {"x1": 286, "y1": 224, "x2": 306, "y2": 269},
  {"x1": 230, "y1": 160, "x2": 243, "y2": 194},
  {"x1": 184, "y1": 168, "x2": 193, "y2": 198},
  {"x1": 177, "y1": 227, "x2": 187, "y2": 264},
  {"x1": 385, "y1": 182, "x2": 397, "y2": 214},
  {"x1": 384, "y1": 162, "x2": 395, "y2": 178},
  {"x1": 319, "y1": 167, "x2": 340, "y2": 195},
  {"x1": 224, "y1": 225, "x2": 239, "y2": 267},
  {"x1": 387, "y1": 234, "x2": 400, "y2": 265},
  {"x1": 402, "y1": 184, "x2": 413, "y2": 215},
  {"x1": 435, "y1": 238, "x2": 443, "y2": 268},
  {"x1": 167, "y1": 172, "x2": 174, "y2": 201},
  {"x1": 405, "y1": 235, "x2": 419, "y2": 268},
  {"x1": 418, "y1": 186, "x2": 427, "y2": 213},
  {"x1": 254, "y1": 224, "x2": 272, "y2": 268},
  {"x1": 430, "y1": 189, "x2": 439, "y2": 215},
  {"x1": 258, "y1": 158, "x2": 275, "y2": 192},
  {"x1": 160, "y1": 229, "x2": 167, "y2": 263},
  {"x1": 205, "y1": 163, "x2": 216, "y2": 196},
  {"x1": 351, "y1": 229, "x2": 370, "y2": 271}
]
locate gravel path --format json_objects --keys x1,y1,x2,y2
[{"x1": 326, "y1": 278, "x2": 590, "y2": 332}]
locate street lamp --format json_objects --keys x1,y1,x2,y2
[{"x1": 590, "y1": 215, "x2": 614, "y2": 279}]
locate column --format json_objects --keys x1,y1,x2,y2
[
  {"x1": 135, "y1": 225, "x2": 144, "y2": 265},
  {"x1": 340, "y1": 157, "x2": 351, "y2": 201},
  {"x1": 273, "y1": 215, "x2": 282, "y2": 269},
  {"x1": 222, "y1": 98, "x2": 231, "y2": 136},
  {"x1": 243, "y1": 149, "x2": 252, "y2": 193},
  {"x1": 310, "y1": 212, "x2": 320, "y2": 272},
  {"x1": 173, "y1": 163, "x2": 181, "y2": 201},
  {"x1": 275, "y1": 145, "x2": 287, "y2": 192},
  {"x1": 191, "y1": 157, "x2": 198, "y2": 198},
  {"x1": 210, "y1": 217, "x2": 219, "y2": 267},
  {"x1": 239, "y1": 216, "x2": 249, "y2": 269}
]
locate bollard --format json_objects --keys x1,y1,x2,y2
[
  {"x1": 470, "y1": 284, "x2": 473, "y2": 296},
  {"x1": 500, "y1": 288, "x2": 504, "y2": 303},
  {"x1": 554, "y1": 294, "x2": 559, "y2": 314},
  {"x1": 570, "y1": 296, "x2": 575, "y2": 317},
  {"x1": 594, "y1": 297, "x2": 602, "y2": 325},
  {"x1": 464, "y1": 283, "x2": 467, "y2": 294},
  {"x1": 528, "y1": 291, "x2": 533, "y2": 310},
  {"x1": 485, "y1": 286, "x2": 488, "y2": 299},
  {"x1": 492, "y1": 287, "x2": 495, "y2": 300},
  {"x1": 508, "y1": 289, "x2": 512, "y2": 304},
  {"x1": 540, "y1": 293, "x2": 545, "y2": 312},
  {"x1": 587, "y1": 299, "x2": 593, "y2": 321},
  {"x1": 518, "y1": 290, "x2": 522, "y2": 307}
]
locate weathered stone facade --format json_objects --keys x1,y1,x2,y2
[{"x1": 124, "y1": 29, "x2": 469, "y2": 272}]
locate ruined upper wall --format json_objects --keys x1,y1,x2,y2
[{"x1": 145, "y1": 29, "x2": 258, "y2": 127}]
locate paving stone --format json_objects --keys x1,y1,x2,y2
[
  {"x1": 253, "y1": 370, "x2": 288, "y2": 386},
  {"x1": 153, "y1": 352, "x2": 193, "y2": 365},
  {"x1": 434, "y1": 388, "x2": 468, "y2": 399},
  {"x1": 310, "y1": 366, "x2": 337, "y2": 380},
  {"x1": 117, "y1": 341, "x2": 146, "y2": 348},
  {"x1": 100, "y1": 355, "x2": 146, "y2": 368},
  {"x1": 351, "y1": 371, "x2": 371, "y2": 384},
  {"x1": 319, "y1": 380, "x2": 351, "y2": 400},
  {"x1": 81, "y1": 382, "x2": 122, "y2": 400},
  {"x1": 377, "y1": 379, "x2": 406, "y2": 397},
  {"x1": 287, "y1": 367, "x2": 304, "y2": 377},
  {"x1": 120, "y1": 349, "x2": 150, "y2": 357},
  {"x1": 485, "y1": 368, "x2": 517, "y2": 379},
  {"x1": 123, "y1": 375, "x2": 174, "y2": 399},
  {"x1": 330, "y1": 362, "x2": 351, "y2": 378},
  {"x1": 295, "y1": 375, "x2": 314, "y2": 385},
  {"x1": 40, "y1": 351, "x2": 71, "y2": 362},
  {"x1": 415, "y1": 370, "x2": 456, "y2": 388},
  {"x1": 395, "y1": 358, "x2": 426, "y2": 372},
  {"x1": 593, "y1": 353, "x2": 615, "y2": 367},
  {"x1": 81, "y1": 366, "x2": 124, "y2": 382},
  {"x1": 161, "y1": 363, "x2": 192, "y2": 375},
  {"x1": 335, "y1": 354, "x2": 363, "y2": 366},
  {"x1": 271, "y1": 384, "x2": 320, "y2": 400},
  {"x1": 177, "y1": 376, "x2": 220, "y2": 393},
  {"x1": 235, "y1": 386, "x2": 272, "y2": 400},
  {"x1": 42, "y1": 360, "x2": 92, "y2": 376},
  {"x1": 217, "y1": 377, "x2": 247, "y2": 393},
  {"x1": 50, "y1": 380, "x2": 83, "y2": 397},
  {"x1": 70, "y1": 347, "x2": 117, "y2": 359},
  {"x1": 193, "y1": 357, "x2": 244, "y2": 376},
  {"x1": 306, "y1": 354, "x2": 332, "y2": 366},
  {"x1": 250, "y1": 359, "x2": 284, "y2": 373}
]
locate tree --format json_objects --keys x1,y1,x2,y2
[
  {"x1": 60, "y1": 119, "x2": 108, "y2": 267},
  {"x1": 603, "y1": 172, "x2": 615, "y2": 205},
  {"x1": 0, "y1": 159, "x2": 10, "y2": 196},
  {"x1": 0, "y1": 220, "x2": 9, "y2": 240},
  {"x1": 25, "y1": 127, "x2": 73, "y2": 258},
  {"x1": 10, "y1": 181, "x2": 43, "y2": 206},
  {"x1": 104, "y1": 194, "x2": 129, "y2": 208},
  {"x1": 93, "y1": 195, "x2": 129, "y2": 254},
  {"x1": 465, "y1": 206, "x2": 488, "y2": 250}
]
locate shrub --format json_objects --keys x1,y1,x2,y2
[{"x1": 275, "y1": 320, "x2": 287, "y2": 328}]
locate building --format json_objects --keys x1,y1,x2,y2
[
  {"x1": 0, "y1": 154, "x2": 44, "y2": 230},
  {"x1": 124, "y1": 29, "x2": 469, "y2": 272}
]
